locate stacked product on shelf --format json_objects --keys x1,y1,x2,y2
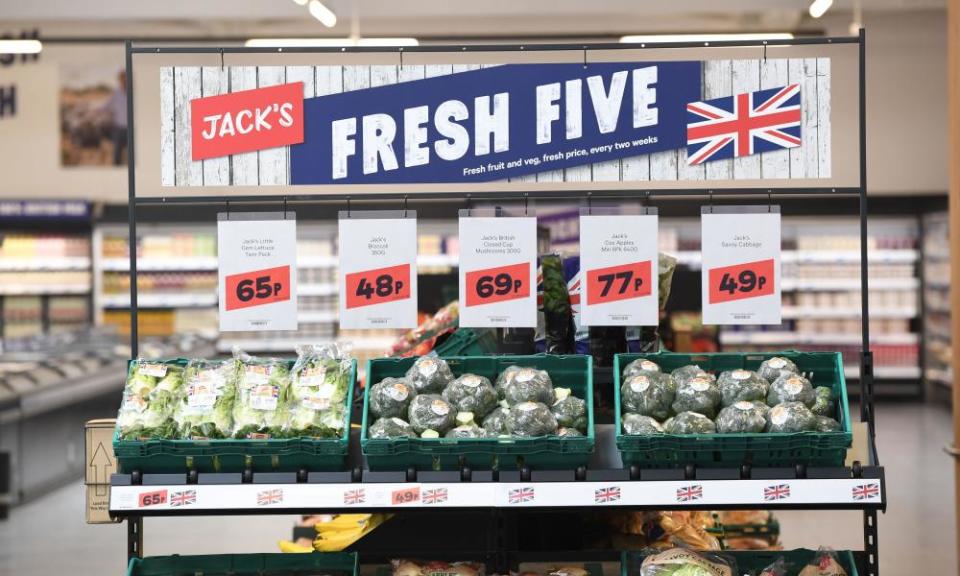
[
  {"x1": 624, "y1": 548, "x2": 856, "y2": 576},
  {"x1": 922, "y1": 212, "x2": 952, "y2": 389}
]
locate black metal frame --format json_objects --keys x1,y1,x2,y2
[{"x1": 121, "y1": 31, "x2": 879, "y2": 574}]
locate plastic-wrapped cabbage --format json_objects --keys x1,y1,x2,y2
[
  {"x1": 503, "y1": 367, "x2": 554, "y2": 406},
  {"x1": 718, "y1": 369, "x2": 768, "y2": 407},
  {"x1": 814, "y1": 415, "x2": 841, "y2": 432},
  {"x1": 369, "y1": 377, "x2": 416, "y2": 419},
  {"x1": 811, "y1": 386, "x2": 835, "y2": 417},
  {"x1": 505, "y1": 401, "x2": 558, "y2": 437},
  {"x1": 672, "y1": 376, "x2": 721, "y2": 419},
  {"x1": 715, "y1": 401, "x2": 768, "y2": 433},
  {"x1": 408, "y1": 394, "x2": 455, "y2": 435},
  {"x1": 404, "y1": 356, "x2": 454, "y2": 394},
  {"x1": 671, "y1": 364, "x2": 709, "y2": 386},
  {"x1": 232, "y1": 354, "x2": 292, "y2": 439},
  {"x1": 117, "y1": 360, "x2": 184, "y2": 440},
  {"x1": 442, "y1": 373, "x2": 497, "y2": 418},
  {"x1": 622, "y1": 413, "x2": 664, "y2": 435},
  {"x1": 368, "y1": 417, "x2": 416, "y2": 439},
  {"x1": 757, "y1": 356, "x2": 799, "y2": 383},
  {"x1": 767, "y1": 373, "x2": 816, "y2": 407},
  {"x1": 621, "y1": 372, "x2": 675, "y2": 421},
  {"x1": 557, "y1": 427, "x2": 584, "y2": 437},
  {"x1": 664, "y1": 411, "x2": 716, "y2": 434},
  {"x1": 551, "y1": 388, "x2": 587, "y2": 432},
  {"x1": 481, "y1": 406, "x2": 510, "y2": 436},
  {"x1": 174, "y1": 359, "x2": 238, "y2": 439},
  {"x1": 445, "y1": 424, "x2": 485, "y2": 439},
  {"x1": 288, "y1": 344, "x2": 352, "y2": 438},
  {"x1": 494, "y1": 365, "x2": 522, "y2": 400},
  {"x1": 639, "y1": 547, "x2": 734, "y2": 576},
  {"x1": 622, "y1": 358, "x2": 662, "y2": 381},
  {"x1": 766, "y1": 401, "x2": 817, "y2": 433}
]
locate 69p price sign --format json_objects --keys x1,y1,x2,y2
[
  {"x1": 701, "y1": 208, "x2": 781, "y2": 325},
  {"x1": 459, "y1": 215, "x2": 537, "y2": 328}
]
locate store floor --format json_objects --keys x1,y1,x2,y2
[{"x1": 0, "y1": 401, "x2": 954, "y2": 575}]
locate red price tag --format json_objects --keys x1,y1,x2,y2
[
  {"x1": 586, "y1": 260, "x2": 652, "y2": 305},
  {"x1": 344, "y1": 263, "x2": 411, "y2": 309},
  {"x1": 138, "y1": 489, "x2": 168, "y2": 508},
  {"x1": 708, "y1": 258, "x2": 776, "y2": 304},
  {"x1": 464, "y1": 262, "x2": 530, "y2": 307},
  {"x1": 224, "y1": 265, "x2": 291, "y2": 311},
  {"x1": 391, "y1": 486, "x2": 420, "y2": 505}
]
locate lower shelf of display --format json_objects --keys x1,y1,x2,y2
[
  {"x1": 101, "y1": 294, "x2": 218, "y2": 308},
  {"x1": 844, "y1": 365, "x2": 921, "y2": 379}
]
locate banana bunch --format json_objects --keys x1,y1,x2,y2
[{"x1": 279, "y1": 514, "x2": 391, "y2": 553}]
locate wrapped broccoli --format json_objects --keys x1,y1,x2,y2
[
  {"x1": 368, "y1": 417, "x2": 416, "y2": 439},
  {"x1": 672, "y1": 376, "x2": 721, "y2": 419},
  {"x1": 557, "y1": 427, "x2": 584, "y2": 437},
  {"x1": 757, "y1": 356, "x2": 799, "y2": 383},
  {"x1": 445, "y1": 424, "x2": 485, "y2": 439},
  {"x1": 442, "y1": 373, "x2": 497, "y2": 418},
  {"x1": 621, "y1": 372, "x2": 675, "y2": 420},
  {"x1": 369, "y1": 377, "x2": 416, "y2": 419},
  {"x1": 766, "y1": 401, "x2": 817, "y2": 433},
  {"x1": 405, "y1": 356, "x2": 454, "y2": 394},
  {"x1": 232, "y1": 353, "x2": 292, "y2": 439},
  {"x1": 503, "y1": 367, "x2": 554, "y2": 406},
  {"x1": 117, "y1": 360, "x2": 184, "y2": 440},
  {"x1": 408, "y1": 394, "x2": 455, "y2": 435},
  {"x1": 767, "y1": 373, "x2": 816, "y2": 407},
  {"x1": 288, "y1": 344, "x2": 352, "y2": 438},
  {"x1": 622, "y1": 358, "x2": 662, "y2": 381},
  {"x1": 718, "y1": 369, "x2": 768, "y2": 407},
  {"x1": 671, "y1": 364, "x2": 709, "y2": 386},
  {"x1": 814, "y1": 415, "x2": 842, "y2": 432},
  {"x1": 551, "y1": 388, "x2": 587, "y2": 432},
  {"x1": 715, "y1": 401, "x2": 768, "y2": 433},
  {"x1": 622, "y1": 413, "x2": 664, "y2": 435},
  {"x1": 174, "y1": 359, "x2": 239, "y2": 439},
  {"x1": 481, "y1": 406, "x2": 510, "y2": 436},
  {"x1": 664, "y1": 411, "x2": 716, "y2": 434},
  {"x1": 811, "y1": 386, "x2": 835, "y2": 417},
  {"x1": 505, "y1": 401, "x2": 558, "y2": 437}
]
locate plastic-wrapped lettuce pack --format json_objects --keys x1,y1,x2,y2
[
  {"x1": 287, "y1": 343, "x2": 352, "y2": 438},
  {"x1": 173, "y1": 358, "x2": 239, "y2": 439},
  {"x1": 231, "y1": 350, "x2": 292, "y2": 439},
  {"x1": 117, "y1": 359, "x2": 184, "y2": 440}
]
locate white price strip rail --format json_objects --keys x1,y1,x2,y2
[{"x1": 110, "y1": 477, "x2": 882, "y2": 513}]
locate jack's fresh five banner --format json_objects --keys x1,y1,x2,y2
[{"x1": 160, "y1": 58, "x2": 830, "y2": 187}]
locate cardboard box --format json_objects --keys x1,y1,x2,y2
[{"x1": 85, "y1": 418, "x2": 120, "y2": 524}]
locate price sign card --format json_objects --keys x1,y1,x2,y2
[
  {"x1": 701, "y1": 206, "x2": 781, "y2": 325},
  {"x1": 580, "y1": 212, "x2": 659, "y2": 326},
  {"x1": 459, "y1": 213, "x2": 537, "y2": 328},
  {"x1": 338, "y1": 211, "x2": 418, "y2": 329},
  {"x1": 218, "y1": 212, "x2": 298, "y2": 332}
]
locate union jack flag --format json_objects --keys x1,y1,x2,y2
[
  {"x1": 422, "y1": 488, "x2": 448, "y2": 505},
  {"x1": 256, "y1": 488, "x2": 283, "y2": 506},
  {"x1": 764, "y1": 484, "x2": 791, "y2": 501},
  {"x1": 676, "y1": 484, "x2": 703, "y2": 502},
  {"x1": 508, "y1": 487, "x2": 535, "y2": 504},
  {"x1": 594, "y1": 486, "x2": 621, "y2": 503},
  {"x1": 170, "y1": 490, "x2": 196, "y2": 507},
  {"x1": 852, "y1": 483, "x2": 880, "y2": 501},
  {"x1": 343, "y1": 488, "x2": 365, "y2": 505},
  {"x1": 686, "y1": 84, "x2": 802, "y2": 165}
]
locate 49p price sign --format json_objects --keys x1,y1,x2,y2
[
  {"x1": 339, "y1": 213, "x2": 418, "y2": 329},
  {"x1": 701, "y1": 207, "x2": 781, "y2": 325},
  {"x1": 459, "y1": 214, "x2": 536, "y2": 327},
  {"x1": 218, "y1": 213, "x2": 298, "y2": 332}
]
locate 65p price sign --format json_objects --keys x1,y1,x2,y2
[
  {"x1": 218, "y1": 213, "x2": 298, "y2": 332},
  {"x1": 459, "y1": 213, "x2": 536, "y2": 327},
  {"x1": 701, "y1": 207, "x2": 781, "y2": 325},
  {"x1": 339, "y1": 212, "x2": 418, "y2": 329}
]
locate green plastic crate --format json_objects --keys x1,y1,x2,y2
[
  {"x1": 621, "y1": 549, "x2": 858, "y2": 576},
  {"x1": 614, "y1": 352, "x2": 852, "y2": 468},
  {"x1": 361, "y1": 354, "x2": 595, "y2": 471},
  {"x1": 432, "y1": 328, "x2": 499, "y2": 357},
  {"x1": 114, "y1": 359, "x2": 355, "y2": 474},
  {"x1": 707, "y1": 515, "x2": 781, "y2": 547},
  {"x1": 128, "y1": 552, "x2": 358, "y2": 576}
]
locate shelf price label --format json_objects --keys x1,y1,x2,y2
[
  {"x1": 459, "y1": 215, "x2": 537, "y2": 328},
  {"x1": 138, "y1": 489, "x2": 168, "y2": 508},
  {"x1": 580, "y1": 214, "x2": 659, "y2": 326},
  {"x1": 218, "y1": 214, "x2": 298, "y2": 332},
  {"x1": 701, "y1": 209, "x2": 781, "y2": 325},
  {"x1": 391, "y1": 486, "x2": 421, "y2": 505},
  {"x1": 339, "y1": 213, "x2": 418, "y2": 329}
]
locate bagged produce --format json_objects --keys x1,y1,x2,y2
[
  {"x1": 814, "y1": 415, "x2": 842, "y2": 432},
  {"x1": 288, "y1": 344, "x2": 352, "y2": 438},
  {"x1": 505, "y1": 401, "x2": 558, "y2": 437},
  {"x1": 405, "y1": 356, "x2": 455, "y2": 394},
  {"x1": 494, "y1": 365, "x2": 522, "y2": 399},
  {"x1": 408, "y1": 394, "x2": 456, "y2": 435},
  {"x1": 798, "y1": 548, "x2": 848, "y2": 576},
  {"x1": 551, "y1": 388, "x2": 587, "y2": 432},
  {"x1": 442, "y1": 373, "x2": 497, "y2": 418},
  {"x1": 664, "y1": 411, "x2": 716, "y2": 434},
  {"x1": 622, "y1": 358, "x2": 662, "y2": 380},
  {"x1": 759, "y1": 557, "x2": 789, "y2": 576},
  {"x1": 671, "y1": 364, "x2": 709, "y2": 386},
  {"x1": 639, "y1": 548, "x2": 734, "y2": 576},
  {"x1": 672, "y1": 376, "x2": 721, "y2": 419},
  {"x1": 715, "y1": 401, "x2": 767, "y2": 433},
  {"x1": 232, "y1": 351, "x2": 292, "y2": 439},
  {"x1": 717, "y1": 369, "x2": 768, "y2": 407},
  {"x1": 445, "y1": 423, "x2": 485, "y2": 438},
  {"x1": 658, "y1": 511, "x2": 721, "y2": 550},
  {"x1": 757, "y1": 356, "x2": 799, "y2": 383},
  {"x1": 622, "y1": 413, "x2": 664, "y2": 435},
  {"x1": 481, "y1": 406, "x2": 510, "y2": 436},
  {"x1": 369, "y1": 417, "x2": 417, "y2": 439},
  {"x1": 369, "y1": 377, "x2": 417, "y2": 419},
  {"x1": 766, "y1": 402, "x2": 817, "y2": 433},
  {"x1": 767, "y1": 373, "x2": 816, "y2": 408},
  {"x1": 811, "y1": 386, "x2": 835, "y2": 417},
  {"x1": 392, "y1": 559, "x2": 485, "y2": 576},
  {"x1": 174, "y1": 358, "x2": 239, "y2": 439},
  {"x1": 503, "y1": 367, "x2": 555, "y2": 405},
  {"x1": 557, "y1": 427, "x2": 584, "y2": 437},
  {"x1": 117, "y1": 360, "x2": 184, "y2": 440},
  {"x1": 622, "y1": 372, "x2": 675, "y2": 420}
]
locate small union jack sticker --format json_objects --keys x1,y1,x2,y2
[
  {"x1": 764, "y1": 484, "x2": 791, "y2": 501},
  {"x1": 343, "y1": 488, "x2": 365, "y2": 505},
  {"x1": 676, "y1": 484, "x2": 703, "y2": 502},
  {"x1": 169, "y1": 490, "x2": 196, "y2": 507},
  {"x1": 508, "y1": 487, "x2": 535, "y2": 504},
  {"x1": 422, "y1": 488, "x2": 448, "y2": 505},
  {"x1": 594, "y1": 486, "x2": 621, "y2": 504},
  {"x1": 852, "y1": 483, "x2": 880, "y2": 501},
  {"x1": 256, "y1": 488, "x2": 283, "y2": 506}
]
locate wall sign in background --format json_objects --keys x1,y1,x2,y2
[
  {"x1": 218, "y1": 213, "x2": 298, "y2": 332},
  {"x1": 579, "y1": 212, "x2": 659, "y2": 326},
  {"x1": 338, "y1": 212, "x2": 418, "y2": 329},
  {"x1": 459, "y1": 213, "x2": 537, "y2": 328},
  {"x1": 701, "y1": 207, "x2": 781, "y2": 325}
]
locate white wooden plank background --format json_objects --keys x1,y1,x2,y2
[{"x1": 160, "y1": 59, "x2": 830, "y2": 187}]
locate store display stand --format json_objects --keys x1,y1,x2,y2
[{"x1": 113, "y1": 31, "x2": 884, "y2": 575}]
